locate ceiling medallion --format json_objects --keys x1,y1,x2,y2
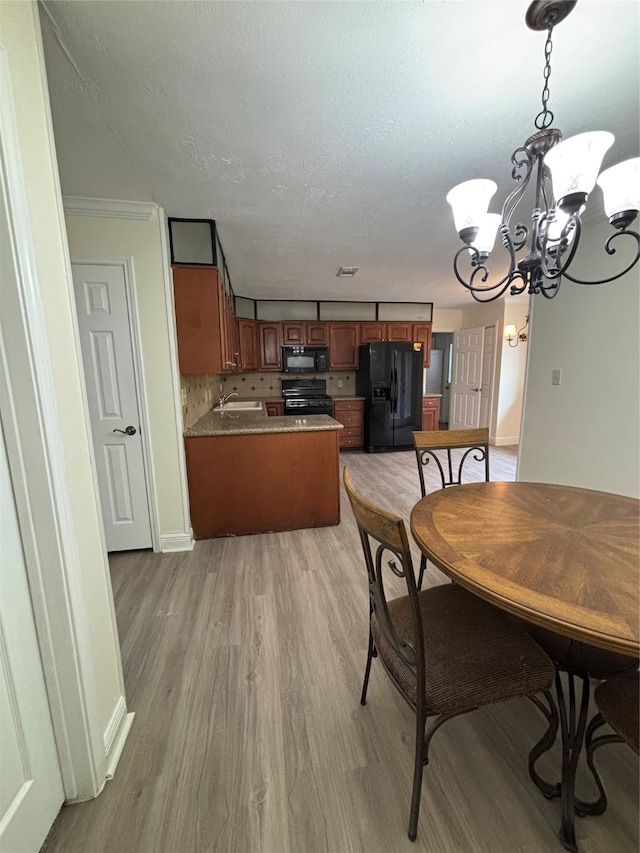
[{"x1": 446, "y1": 0, "x2": 639, "y2": 303}]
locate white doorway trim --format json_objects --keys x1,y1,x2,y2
[
  {"x1": 0, "y1": 44, "x2": 117, "y2": 801},
  {"x1": 70, "y1": 255, "x2": 161, "y2": 553},
  {"x1": 158, "y1": 209, "x2": 194, "y2": 551}
]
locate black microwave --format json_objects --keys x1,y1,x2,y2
[{"x1": 281, "y1": 346, "x2": 330, "y2": 374}]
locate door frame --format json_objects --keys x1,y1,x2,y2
[
  {"x1": 0, "y1": 43, "x2": 117, "y2": 800},
  {"x1": 70, "y1": 256, "x2": 161, "y2": 553}
]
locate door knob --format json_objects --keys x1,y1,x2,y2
[
  {"x1": 113, "y1": 425, "x2": 137, "y2": 435},
  {"x1": 473, "y1": 387, "x2": 481, "y2": 392}
]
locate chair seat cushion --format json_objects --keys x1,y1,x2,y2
[
  {"x1": 594, "y1": 675, "x2": 639, "y2": 754},
  {"x1": 371, "y1": 584, "x2": 555, "y2": 716}
]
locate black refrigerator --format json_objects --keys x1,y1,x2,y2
[{"x1": 356, "y1": 342, "x2": 423, "y2": 452}]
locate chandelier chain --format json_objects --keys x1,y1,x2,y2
[{"x1": 535, "y1": 25, "x2": 555, "y2": 129}]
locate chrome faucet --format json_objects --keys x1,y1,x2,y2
[{"x1": 219, "y1": 392, "x2": 238, "y2": 407}]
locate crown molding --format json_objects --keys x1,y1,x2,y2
[
  {"x1": 63, "y1": 196, "x2": 156, "y2": 220},
  {"x1": 580, "y1": 204, "x2": 607, "y2": 229}
]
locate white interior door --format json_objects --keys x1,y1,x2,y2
[
  {"x1": 450, "y1": 326, "x2": 484, "y2": 429},
  {"x1": 0, "y1": 420, "x2": 64, "y2": 853},
  {"x1": 479, "y1": 324, "x2": 495, "y2": 429},
  {"x1": 72, "y1": 263, "x2": 152, "y2": 551}
]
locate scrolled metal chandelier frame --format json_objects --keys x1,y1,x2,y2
[{"x1": 447, "y1": 0, "x2": 640, "y2": 303}]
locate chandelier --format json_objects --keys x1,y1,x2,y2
[{"x1": 446, "y1": 0, "x2": 640, "y2": 303}]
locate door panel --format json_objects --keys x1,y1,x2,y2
[
  {"x1": 450, "y1": 326, "x2": 484, "y2": 429},
  {"x1": 72, "y1": 263, "x2": 152, "y2": 551},
  {"x1": 392, "y1": 346, "x2": 422, "y2": 447},
  {"x1": 0, "y1": 421, "x2": 64, "y2": 852}
]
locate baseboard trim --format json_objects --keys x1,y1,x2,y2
[
  {"x1": 105, "y1": 711, "x2": 135, "y2": 780},
  {"x1": 159, "y1": 531, "x2": 195, "y2": 552},
  {"x1": 491, "y1": 436, "x2": 520, "y2": 447}
]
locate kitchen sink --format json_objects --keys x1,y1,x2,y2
[{"x1": 213, "y1": 400, "x2": 263, "y2": 412}]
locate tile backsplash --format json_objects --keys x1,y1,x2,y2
[
  {"x1": 181, "y1": 374, "x2": 221, "y2": 428},
  {"x1": 221, "y1": 371, "x2": 356, "y2": 396},
  {"x1": 181, "y1": 371, "x2": 357, "y2": 427}
]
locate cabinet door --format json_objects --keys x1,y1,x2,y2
[
  {"x1": 282, "y1": 323, "x2": 304, "y2": 345},
  {"x1": 329, "y1": 323, "x2": 360, "y2": 370},
  {"x1": 173, "y1": 266, "x2": 223, "y2": 374},
  {"x1": 421, "y1": 397, "x2": 440, "y2": 431},
  {"x1": 258, "y1": 323, "x2": 282, "y2": 371},
  {"x1": 360, "y1": 322, "x2": 385, "y2": 343},
  {"x1": 238, "y1": 319, "x2": 258, "y2": 371},
  {"x1": 265, "y1": 401, "x2": 284, "y2": 417},
  {"x1": 387, "y1": 322, "x2": 414, "y2": 342},
  {"x1": 306, "y1": 323, "x2": 327, "y2": 345},
  {"x1": 413, "y1": 323, "x2": 433, "y2": 367}
]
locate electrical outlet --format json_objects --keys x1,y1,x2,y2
[
  {"x1": 338, "y1": 380, "x2": 344, "y2": 389},
  {"x1": 552, "y1": 369, "x2": 562, "y2": 386}
]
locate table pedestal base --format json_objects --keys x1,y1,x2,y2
[{"x1": 529, "y1": 672, "x2": 596, "y2": 853}]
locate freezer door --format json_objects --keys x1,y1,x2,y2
[
  {"x1": 367, "y1": 343, "x2": 394, "y2": 449},
  {"x1": 392, "y1": 345, "x2": 423, "y2": 447}
]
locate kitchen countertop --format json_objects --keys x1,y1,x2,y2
[{"x1": 185, "y1": 406, "x2": 343, "y2": 437}]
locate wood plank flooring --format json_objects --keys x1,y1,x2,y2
[{"x1": 44, "y1": 447, "x2": 639, "y2": 853}]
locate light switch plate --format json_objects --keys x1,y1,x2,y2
[{"x1": 552, "y1": 369, "x2": 562, "y2": 386}]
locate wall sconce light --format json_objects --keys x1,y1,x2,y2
[{"x1": 504, "y1": 315, "x2": 529, "y2": 348}]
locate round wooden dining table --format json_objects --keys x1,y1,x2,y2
[{"x1": 410, "y1": 480, "x2": 639, "y2": 852}]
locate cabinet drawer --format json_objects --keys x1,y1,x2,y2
[
  {"x1": 335, "y1": 412, "x2": 362, "y2": 428},
  {"x1": 339, "y1": 434, "x2": 363, "y2": 449},
  {"x1": 334, "y1": 400, "x2": 364, "y2": 413},
  {"x1": 339, "y1": 426, "x2": 363, "y2": 438},
  {"x1": 422, "y1": 397, "x2": 439, "y2": 410}
]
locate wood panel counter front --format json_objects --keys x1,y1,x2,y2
[{"x1": 185, "y1": 411, "x2": 342, "y2": 538}]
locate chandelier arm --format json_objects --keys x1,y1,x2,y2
[
  {"x1": 562, "y1": 230, "x2": 640, "y2": 285},
  {"x1": 502, "y1": 147, "x2": 535, "y2": 226},
  {"x1": 538, "y1": 213, "x2": 582, "y2": 279},
  {"x1": 453, "y1": 246, "x2": 516, "y2": 297},
  {"x1": 538, "y1": 279, "x2": 561, "y2": 298}
]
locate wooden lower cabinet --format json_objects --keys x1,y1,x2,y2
[
  {"x1": 185, "y1": 430, "x2": 340, "y2": 538},
  {"x1": 333, "y1": 399, "x2": 364, "y2": 449},
  {"x1": 422, "y1": 396, "x2": 441, "y2": 431},
  {"x1": 265, "y1": 401, "x2": 284, "y2": 417}
]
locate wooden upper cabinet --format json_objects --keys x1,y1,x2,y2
[
  {"x1": 173, "y1": 265, "x2": 224, "y2": 374},
  {"x1": 282, "y1": 322, "x2": 327, "y2": 345},
  {"x1": 387, "y1": 322, "x2": 414, "y2": 342},
  {"x1": 413, "y1": 322, "x2": 433, "y2": 367},
  {"x1": 360, "y1": 322, "x2": 415, "y2": 344},
  {"x1": 282, "y1": 323, "x2": 304, "y2": 345},
  {"x1": 329, "y1": 323, "x2": 360, "y2": 370},
  {"x1": 360, "y1": 322, "x2": 386, "y2": 344},
  {"x1": 258, "y1": 322, "x2": 282, "y2": 371},
  {"x1": 238, "y1": 319, "x2": 258, "y2": 372}
]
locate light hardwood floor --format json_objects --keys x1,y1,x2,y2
[{"x1": 44, "y1": 447, "x2": 639, "y2": 853}]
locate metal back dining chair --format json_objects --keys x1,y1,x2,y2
[
  {"x1": 342, "y1": 465, "x2": 556, "y2": 842},
  {"x1": 412, "y1": 428, "x2": 490, "y2": 588}
]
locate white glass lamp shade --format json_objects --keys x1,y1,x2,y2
[
  {"x1": 503, "y1": 324, "x2": 517, "y2": 341},
  {"x1": 544, "y1": 131, "x2": 614, "y2": 212},
  {"x1": 596, "y1": 157, "x2": 640, "y2": 222},
  {"x1": 446, "y1": 179, "x2": 497, "y2": 236},
  {"x1": 471, "y1": 213, "x2": 501, "y2": 255}
]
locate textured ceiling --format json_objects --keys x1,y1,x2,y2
[{"x1": 40, "y1": 1, "x2": 639, "y2": 309}]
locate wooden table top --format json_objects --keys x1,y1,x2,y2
[{"x1": 410, "y1": 481, "x2": 640, "y2": 657}]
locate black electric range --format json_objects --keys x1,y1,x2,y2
[{"x1": 281, "y1": 379, "x2": 334, "y2": 417}]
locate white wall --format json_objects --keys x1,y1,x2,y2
[
  {"x1": 432, "y1": 307, "x2": 462, "y2": 332},
  {"x1": 65, "y1": 211, "x2": 190, "y2": 543},
  {"x1": 1, "y1": 0, "x2": 124, "y2": 740},
  {"x1": 518, "y1": 218, "x2": 640, "y2": 497}
]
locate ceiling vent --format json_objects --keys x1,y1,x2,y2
[{"x1": 337, "y1": 266, "x2": 360, "y2": 278}]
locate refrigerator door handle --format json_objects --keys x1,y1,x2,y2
[{"x1": 392, "y1": 366, "x2": 398, "y2": 414}]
